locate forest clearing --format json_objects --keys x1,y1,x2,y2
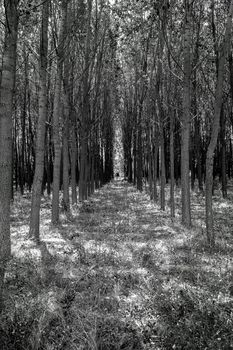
[
  {"x1": 0, "y1": 180, "x2": 233, "y2": 349},
  {"x1": 1, "y1": 0, "x2": 233, "y2": 348}
]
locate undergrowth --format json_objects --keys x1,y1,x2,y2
[{"x1": 1, "y1": 181, "x2": 233, "y2": 349}]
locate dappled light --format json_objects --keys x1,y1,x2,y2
[
  {"x1": 0, "y1": 180, "x2": 232, "y2": 349},
  {"x1": 1, "y1": 0, "x2": 233, "y2": 349}
]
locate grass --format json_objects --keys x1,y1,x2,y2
[{"x1": 0, "y1": 180, "x2": 233, "y2": 349}]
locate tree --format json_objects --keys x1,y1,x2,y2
[
  {"x1": 181, "y1": 0, "x2": 192, "y2": 227},
  {"x1": 51, "y1": 0, "x2": 68, "y2": 224},
  {"x1": 29, "y1": 0, "x2": 50, "y2": 242},
  {"x1": 0, "y1": 0, "x2": 18, "y2": 311},
  {"x1": 205, "y1": 0, "x2": 233, "y2": 246},
  {"x1": 79, "y1": 0, "x2": 93, "y2": 201}
]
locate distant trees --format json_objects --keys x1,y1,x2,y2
[
  {"x1": 0, "y1": 0, "x2": 117, "y2": 307},
  {"x1": 7, "y1": 0, "x2": 116, "y2": 236},
  {"x1": 205, "y1": 0, "x2": 233, "y2": 246},
  {"x1": 119, "y1": 0, "x2": 233, "y2": 246}
]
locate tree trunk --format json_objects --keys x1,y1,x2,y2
[
  {"x1": 52, "y1": 77, "x2": 62, "y2": 223},
  {"x1": 137, "y1": 107, "x2": 143, "y2": 191},
  {"x1": 51, "y1": 0, "x2": 68, "y2": 224},
  {"x1": 62, "y1": 115, "x2": 70, "y2": 214},
  {"x1": 62, "y1": 24, "x2": 71, "y2": 215},
  {"x1": 160, "y1": 128, "x2": 166, "y2": 211},
  {"x1": 220, "y1": 107, "x2": 227, "y2": 198},
  {"x1": 19, "y1": 46, "x2": 28, "y2": 195},
  {"x1": 195, "y1": 116, "x2": 203, "y2": 191},
  {"x1": 79, "y1": 0, "x2": 92, "y2": 201},
  {"x1": 29, "y1": 0, "x2": 49, "y2": 242},
  {"x1": 229, "y1": 137, "x2": 232, "y2": 178},
  {"x1": 71, "y1": 110, "x2": 77, "y2": 204},
  {"x1": 181, "y1": 0, "x2": 192, "y2": 227},
  {"x1": 0, "y1": 0, "x2": 18, "y2": 311},
  {"x1": 170, "y1": 109, "x2": 175, "y2": 218},
  {"x1": 45, "y1": 59, "x2": 53, "y2": 196},
  {"x1": 153, "y1": 134, "x2": 159, "y2": 202},
  {"x1": 133, "y1": 123, "x2": 137, "y2": 186},
  {"x1": 147, "y1": 128, "x2": 153, "y2": 199},
  {"x1": 205, "y1": 0, "x2": 233, "y2": 246},
  {"x1": 190, "y1": 132, "x2": 195, "y2": 191}
]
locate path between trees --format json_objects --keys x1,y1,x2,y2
[{"x1": 6, "y1": 180, "x2": 233, "y2": 349}]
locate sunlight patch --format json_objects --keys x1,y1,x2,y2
[
  {"x1": 12, "y1": 244, "x2": 41, "y2": 260},
  {"x1": 154, "y1": 225, "x2": 176, "y2": 234},
  {"x1": 134, "y1": 267, "x2": 148, "y2": 276},
  {"x1": 154, "y1": 240, "x2": 168, "y2": 253}
]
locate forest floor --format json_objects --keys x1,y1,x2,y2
[{"x1": 1, "y1": 180, "x2": 233, "y2": 350}]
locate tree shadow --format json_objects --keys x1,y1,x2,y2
[{"x1": 7, "y1": 180, "x2": 233, "y2": 349}]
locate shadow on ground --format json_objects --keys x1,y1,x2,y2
[{"x1": 2, "y1": 180, "x2": 233, "y2": 349}]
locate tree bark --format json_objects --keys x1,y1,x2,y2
[
  {"x1": 0, "y1": 0, "x2": 18, "y2": 311},
  {"x1": 153, "y1": 134, "x2": 159, "y2": 202},
  {"x1": 19, "y1": 46, "x2": 28, "y2": 195},
  {"x1": 71, "y1": 109, "x2": 77, "y2": 204},
  {"x1": 220, "y1": 107, "x2": 227, "y2": 198},
  {"x1": 62, "y1": 101, "x2": 70, "y2": 214},
  {"x1": 181, "y1": 0, "x2": 192, "y2": 227},
  {"x1": 160, "y1": 127, "x2": 166, "y2": 211},
  {"x1": 51, "y1": 0, "x2": 68, "y2": 224},
  {"x1": 170, "y1": 109, "x2": 175, "y2": 218},
  {"x1": 29, "y1": 0, "x2": 49, "y2": 242},
  {"x1": 79, "y1": 0, "x2": 92, "y2": 201},
  {"x1": 137, "y1": 106, "x2": 143, "y2": 191}
]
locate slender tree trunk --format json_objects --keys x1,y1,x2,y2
[
  {"x1": 13, "y1": 117, "x2": 18, "y2": 192},
  {"x1": 192, "y1": 4, "x2": 203, "y2": 192},
  {"x1": 147, "y1": 128, "x2": 153, "y2": 199},
  {"x1": 160, "y1": 127, "x2": 166, "y2": 211},
  {"x1": 133, "y1": 123, "x2": 137, "y2": 186},
  {"x1": 167, "y1": 51, "x2": 175, "y2": 217},
  {"x1": 170, "y1": 109, "x2": 175, "y2": 218},
  {"x1": 229, "y1": 52, "x2": 233, "y2": 120},
  {"x1": 229, "y1": 137, "x2": 232, "y2": 178},
  {"x1": 51, "y1": 0, "x2": 68, "y2": 224},
  {"x1": 45, "y1": 59, "x2": 53, "y2": 196},
  {"x1": 181, "y1": 0, "x2": 192, "y2": 227},
  {"x1": 62, "y1": 23, "x2": 71, "y2": 215},
  {"x1": 29, "y1": 0, "x2": 49, "y2": 241},
  {"x1": 44, "y1": 132, "x2": 51, "y2": 196},
  {"x1": 195, "y1": 117, "x2": 203, "y2": 191},
  {"x1": 71, "y1": 110, "x2": 77, "y2": 204},
  {"x1": 79, "y1": 129, "x2": 88, "y2": 201},
  {"x1": 137, "y1": 107, "x2": 143, "y2": 191},
  {"x1": 205, "y1": 0, "x2": 233, "y2": 246},
  {"x1": 154, "y1": 6, "x2": 168, "y2": 208},
  {"x1": 19, "y1": 47, "x2": 28, "y2": 195},
  {"x1": 79, "y1": 0, "x2": 92, "y2": 201},
  {"x1": 28, "y1": 96, "x2": 34, "y2": 190},
  {"x1": 190, "y1": 132, "x2": 195, "y2": 191},
  {"x1": 0, "y1": 0, "x2": 18, "y2": 311},
  {"x1": 62, "y1": 118, "x2": 70, "y2": 213},
  {"x1": 52, "y1": 76, "x2": 62, "y2": 223},
  {"x1": 90, "y1": 145, "x2": 95, "y2": 194},
  {"x1": 153, "y1": 134, "x2": 159, "y2": 202},
  {"x1": 220, "y1": 107, "x2": 227, "y2": 198}
]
